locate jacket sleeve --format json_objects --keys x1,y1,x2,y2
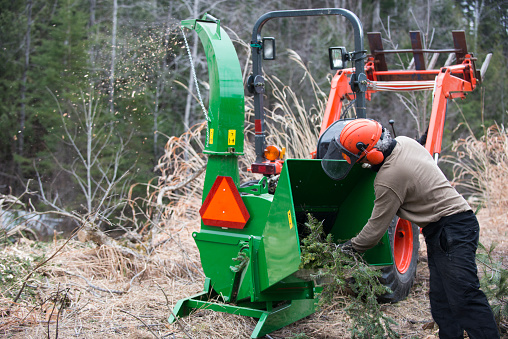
[{"x1": 350, "y1": 184, "x2": 402, "y2": 252}]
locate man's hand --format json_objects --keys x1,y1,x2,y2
[{"x1": 338, "y1": 240, "x2": 357, "y2": 256}]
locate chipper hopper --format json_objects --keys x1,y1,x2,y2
[{"x1": 169, "y1": 8, "x2": 485, "y2": 338}]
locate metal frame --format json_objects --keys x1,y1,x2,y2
[
  {"x1": 170, "y1": 278, "x2": 321, "y2": 338},
  {"x1": 320, "y1": 30, "x2": 480, "y2": 162},
  {"x1": 250, "y1": 9, "x2": 367, "y2": 163}
]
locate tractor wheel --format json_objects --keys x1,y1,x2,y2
[{"x1": 378, "y1": 216, "x2": 420, "y2": 303}]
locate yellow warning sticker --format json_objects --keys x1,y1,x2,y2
[
  {"x1": 228, "y1": 130, "x2": 236, "y2": 145},
  {"x1": 287, "y1": 210, "x2": 293, "y2": 229},
  {"x1": 209, "y1": 129, "x2": 214, "y2": 144}
]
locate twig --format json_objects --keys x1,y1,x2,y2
[
  {"x1": 174, "y1": 234, "x2": 204, "y2": 279},
  {"x1": 148, "y1": 235, "x2": 173, "y2": 254},
  {"x1": 156, "y1": 165, "x2": 206, "y2": 206},
  {"x1": 155, "y1": 281, "x2": 193, "y2": 339},
  {"x1": 62, "y1": 263, "x2": 147, "y2": 295},
  {"x1": 47, "y1": 283, "x2": 60, "y2": 339},
  {"x1": 17, "y1": 292, "x2": 56, "y2": 326},
  {"x1": 125, "y1": 263, "x2": 148, "y2": 293},
  {"x1": 120, "y1": 309, "x2": 161, "y2": 339},
  {"x1": 12, "y1": 222, "x2": 87, "y2": 304},
  {"x1": 55, "y1": 288, "x2": 69, "y2": 339},
  {"x1": 63, "y1": 271, "x2": 126, "y2": 295}
]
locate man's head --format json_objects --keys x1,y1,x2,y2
[
  {"x1": 322, "y1": 118, "x2": 391, "y2": 180},
  {"x1": 338, "y1": 119, "x2": 386, "y2": 165}
]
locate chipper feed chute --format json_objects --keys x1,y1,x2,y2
[{"x1": 169, "y1": 10, "x2": 396, "y2": 338}]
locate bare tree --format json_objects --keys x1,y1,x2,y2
[
  {"x1": 88, "y1": 0, "x2": 97, "y2": 68},
  {"x1": 109, "y1": 0, "x2": 118, "y2": 114},
  {"x1": 182, "y1": 0, "x2": 200, "y2": 130},
  {"x1": 472, "y1": 0, "x2": 485, "y2": 54},
  {"x1": 19, "y1": 0, "x2": 33, "y2": 159},
  {"x1": 43, "y1": 88, "x2": 134, "y2": 225}
]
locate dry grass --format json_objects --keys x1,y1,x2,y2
[
  {"x1": 1, "y1": 235, "x2": 441, "y2": 338},
  {"x1": 262, "y1": 50, "x2": 327, "y2": 159},
  {"x1": 445, "y1": 124, "x2": 508, "y2": 258},
  {"x1": 447, "y1": 124, "x2": 508, "y2": 209}
]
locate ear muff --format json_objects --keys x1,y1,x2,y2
[
  {"x1": 365, "y1": 149, "x2": 384, "y2": 165},
  {"x1": 356, "y1": 141, "x2": 384, "y2": 165}
]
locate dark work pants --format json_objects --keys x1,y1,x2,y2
[{"x1": 422, "y1": 210, "x2": 500, "y2": 339}]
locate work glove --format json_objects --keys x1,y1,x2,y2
[{"x1": 338, "y1": 240, "x2": 357, "y2": 256}]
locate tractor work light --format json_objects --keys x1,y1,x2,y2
[
  {"x1": 264, "y1": 145, "x2": 281, "y2": 161},
  {"x1": 262, "y1": 37, "x2": 276, "y2": 60},
  {"x1": 250, "y1": 145, "x2": 285, "y2": 175},
  {"x1": 329, "y1": 46, "x2": 349, "y2": 70}
]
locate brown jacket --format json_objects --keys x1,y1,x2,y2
[{"x1": 351, "y1": 136, "x2": 471, "y2": 252}]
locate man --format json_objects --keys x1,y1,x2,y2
[{"x1": 322, "y1": 118, "x2": 499, "y2": 339}]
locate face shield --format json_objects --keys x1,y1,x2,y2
[{"x1": 321, "y1": 136, "x2": 362, "y2": 181}]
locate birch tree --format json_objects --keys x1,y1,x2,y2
[
  {"x1": 109, "y1": 0, "x2": 118, "y2": 115},
  {"x1": 19, "y1": 0, "x2": 33, "y2": 160},
  {"x1": 182, "y1": 0, "x2": 200, "y2": 130}
]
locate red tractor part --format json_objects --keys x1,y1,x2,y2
[{"x1": 393, "y1": 219, "x2": 414, "y2": 274}]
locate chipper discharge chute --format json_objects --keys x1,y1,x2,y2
[
  {"x1": 168, "y1": 9, "x2": 410, "y2": 338},
  {"x1": 168, "y1": 5, "x2": 486, "y2": 335}
]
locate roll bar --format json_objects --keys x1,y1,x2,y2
[{"x1": 250, "y1": 9, "x2": 367, "y2": 163}]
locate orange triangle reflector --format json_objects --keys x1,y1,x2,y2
[{"x1": 199, "y1": 176, "x2": 250, "y2": 229}]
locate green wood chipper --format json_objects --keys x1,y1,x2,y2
[{"x1": 169, "y1": 8, "x2": 485, "y2": 338}]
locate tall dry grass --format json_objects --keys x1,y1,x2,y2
[
  {"x1": 445, "y1": 124, "x2": 508, "y2": 212},
  {"x1": 154, "y1": 122, "x2": 207, "y2": 230},
  {"x1": 444, "y1": 122, "x2": 508, "y2": 269},
  {"x1": 256, "y1": 50, "x2": 328, "y2": 160}
]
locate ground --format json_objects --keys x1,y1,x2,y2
[{"x1": 1, "y1": 210, "x2": 506, "y2": 338}]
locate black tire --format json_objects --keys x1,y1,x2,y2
[{"x1": 378, "y1": 216, "x2": 419, "y2": 303}]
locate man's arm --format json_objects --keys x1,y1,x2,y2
[{"x1": 350, "y1": 185, "x2": 401, "y2": 252}]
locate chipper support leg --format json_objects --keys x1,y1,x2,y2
[{"x1": 169, "y1": 279, "x2": 318, "y2": 338}]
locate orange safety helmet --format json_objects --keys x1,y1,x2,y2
[
  {"x1": 322, "y1": 119, "x2": 384, "y2": 181},
  {"x1": 339, "y1": 119, "x2": 384, "y2": 165}
]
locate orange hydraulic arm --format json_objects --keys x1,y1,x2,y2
[
  {"x1": 425, "y1": 56, "x2": 477, "y2": 159},
  {"x1": 319, "y1": 70, "x2": 354, "y2": 137}
]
